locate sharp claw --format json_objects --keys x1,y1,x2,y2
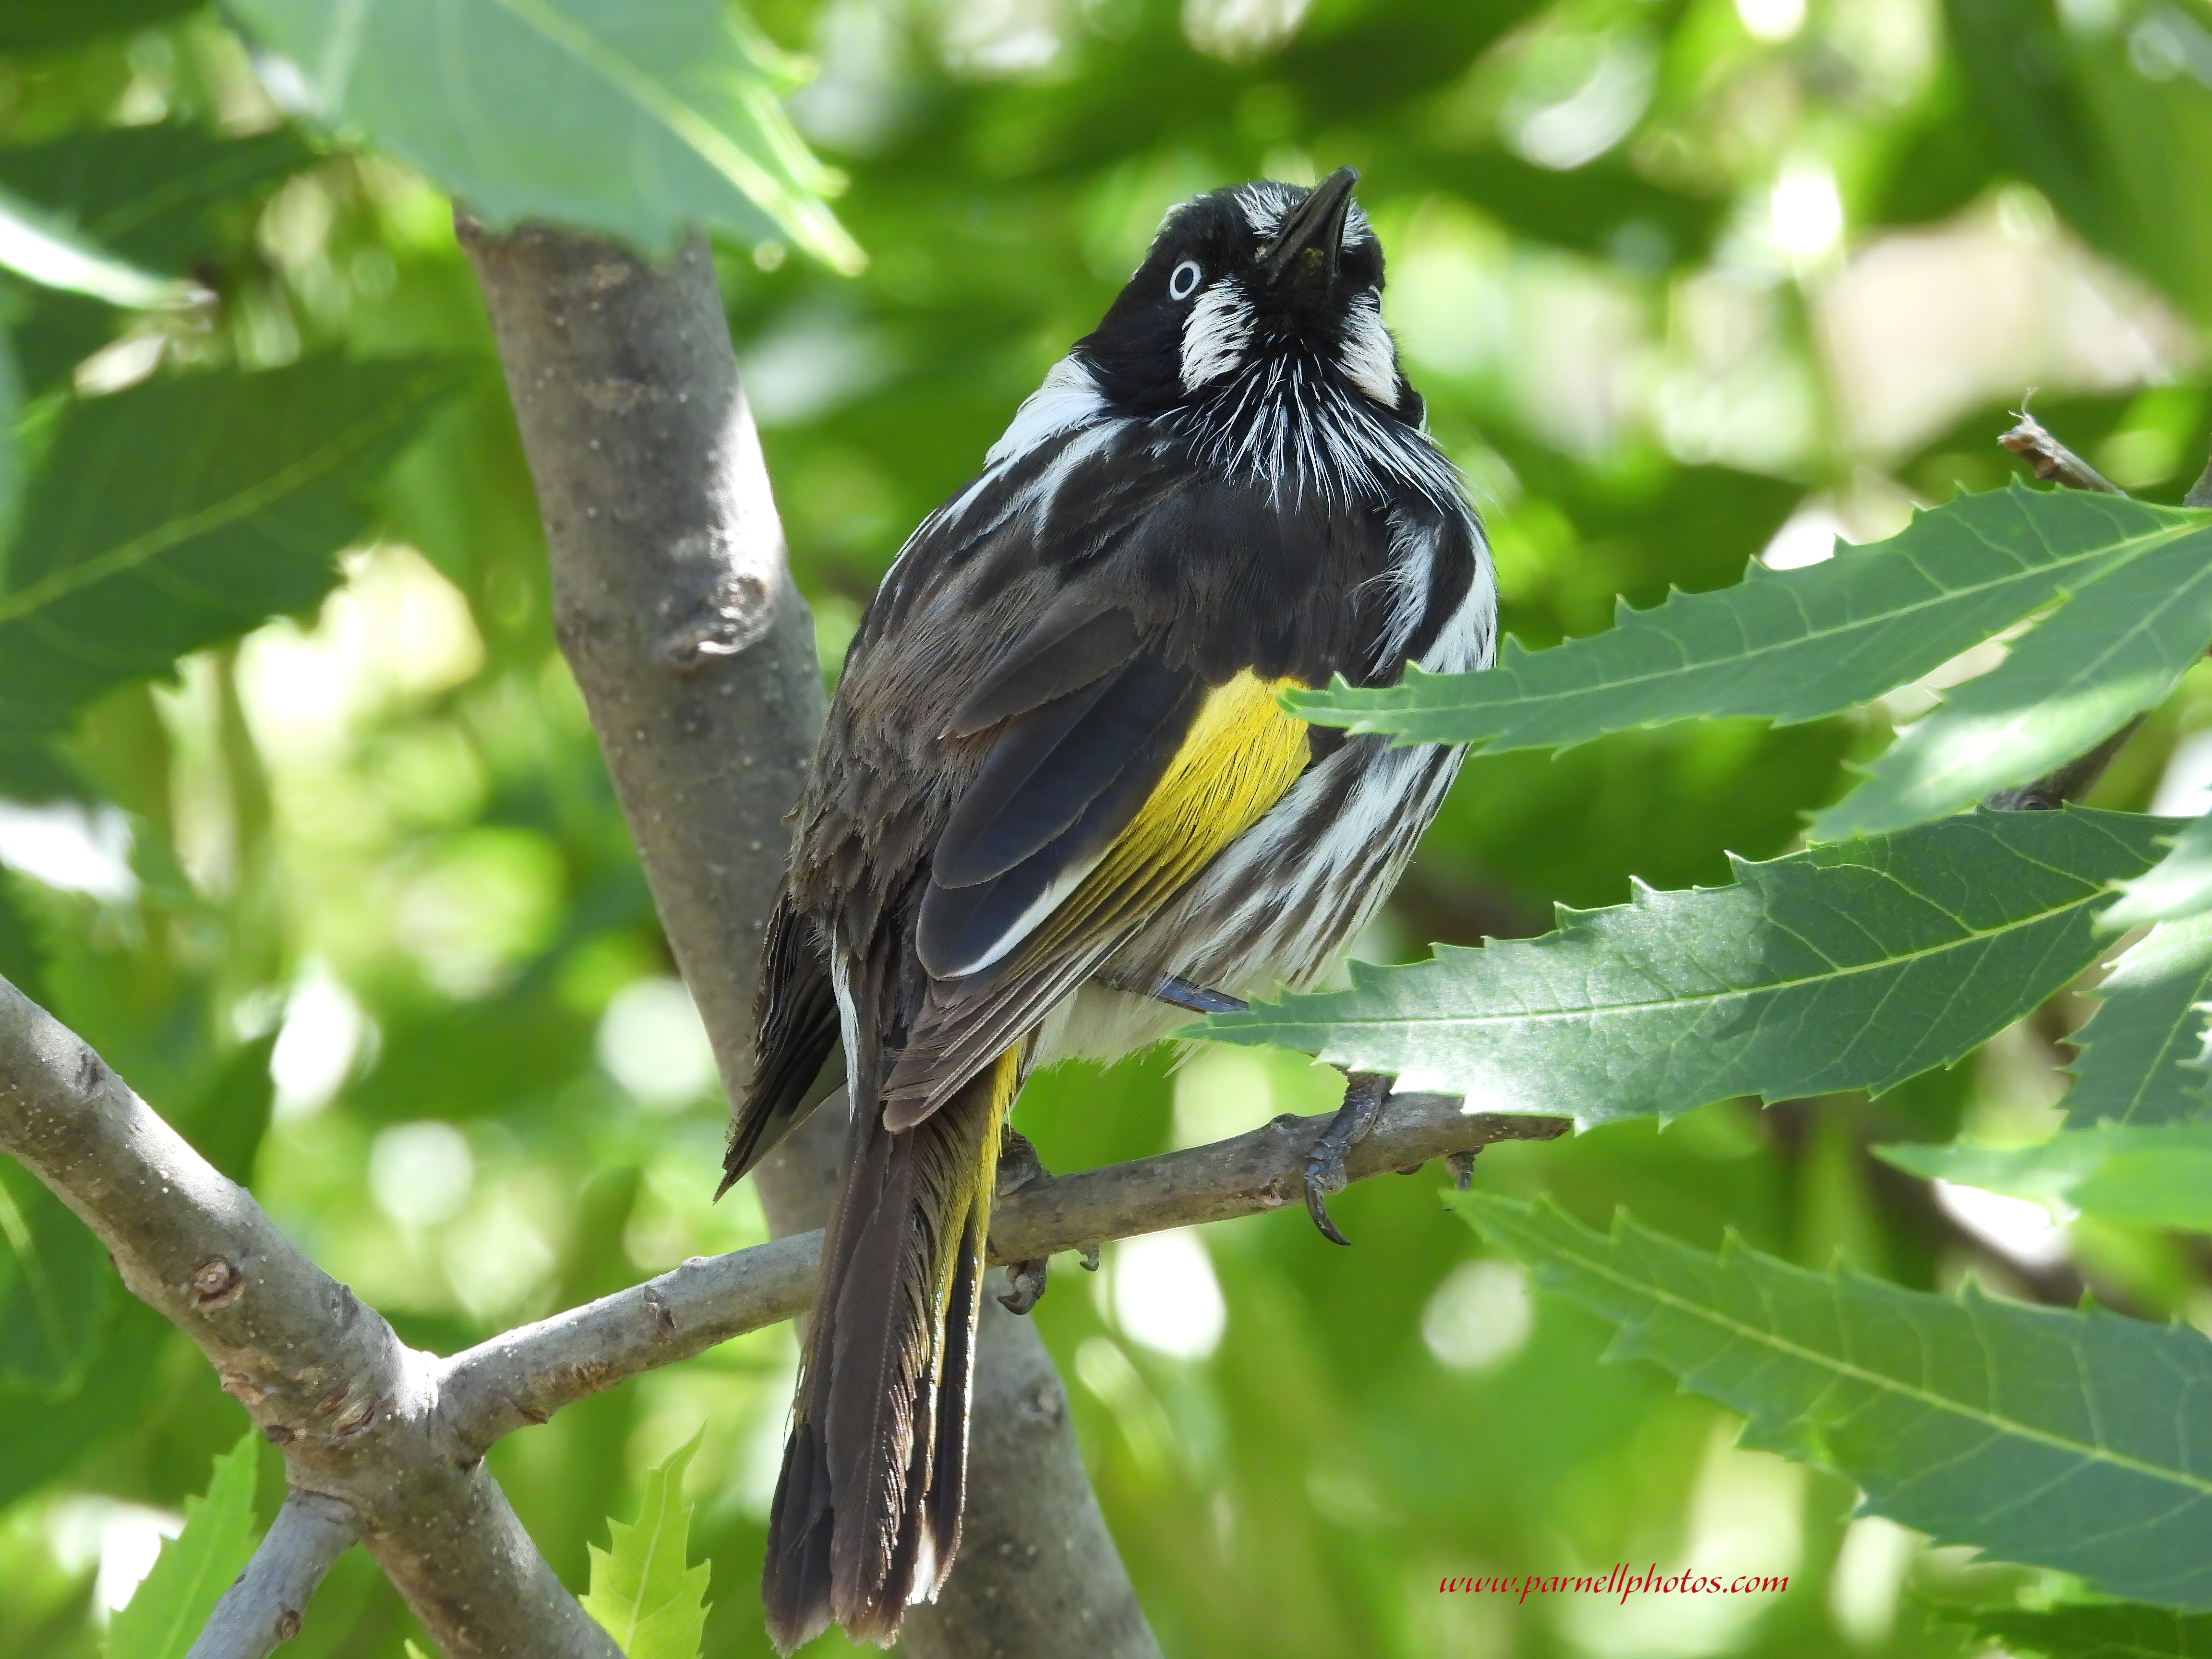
[
  {"x1": 998, "y1": 1258, "x2": 1048, "y2": 1314},
  {"x1": 1304, "y1": 1151, "x2": 1353, "y2": 1246},
  {"x1": 1077, "y1": 1243, "x2": 1101, "y2": 1272},
  {"x1": 1304, "y1": 1174, "x2": 1353, "y2": 1246},
  {"x1": 1300, "y1": 1070, "x2": 1389, "y2": 1246}
]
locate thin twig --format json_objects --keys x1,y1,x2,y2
[
  {"x1": 438, "y1": 1094, "x2": 1566, "y2": 1448},
  {"x1": 1997, "y1": 410, "x2": 2125, "y2": 495},
  {"x1": 186, "y1": 1492, "x2": 362, "y2": 1659}
]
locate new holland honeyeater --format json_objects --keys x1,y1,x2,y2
[{"x1": 720, "y1": 167, "x2": 1493, "y2": 1651}]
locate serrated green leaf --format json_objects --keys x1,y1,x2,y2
[
  {"x1": 1813, "y1": 529, "x2": 2212, "y2": 838},
  {"x1": 2107, "y1": 813, "x2": 2212, "y2": 930},
  {"x1": 1457, "y1": 1193, "x2": 2212, "y2": 1610},
  {"x1": 107, "y1": 1430, "x2": 262, "y2": 1659},
  {"x1": 1289, "y1": 487, "x2": 2201, "y2": 752},
  {"x1": 1878, "y1": 1122, "x2": 2212, "y2": 1232},
  {"x1": 1201, "y1": 809, "x2": 2172, "y2": 1126},
  {"x1": 2066, "y1": 915, "x2": 2212, "y2": 1127},
  {"x1": 1976, "y1": 1602, "x2": 2212, "y2": 1659},
  {"x1": 582, "y1": 1426, "x2": 710, "y2": 1659},
  {"x1": 0, "y1": 355, "x2": 462, "y2": 738},
  {"x1": 225, "y1": 0, "x2": 861, "y2": 271}
]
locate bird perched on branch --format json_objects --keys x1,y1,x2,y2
[{"x1": 720, "y1": 167, "x2": 1494, "y2": 1651}]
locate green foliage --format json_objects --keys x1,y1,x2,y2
[
  {"x1": 0, "y1": 122, "x2": 312, "y2": 390},
  {"x1": 1975, "y1": 1602, "x2": 2212, "y2": 1659},
  {"x1": 2063, "y1": 915, "x2": 2212, "y2": 1127},
  {"x1": 2107, "y1": 813, "x2": 2212, "y2": 929},
  {"x1": 582, "y1": 1429, "x2": 710, "y2": 1659},
  {"x1": 0, "y1": 0, "x2": 198, "y2": 55},
  {"x1": 1813, "y1": 527, "x2": 2212, "y2": 839},
  {"x1": 0, "y1": 1160, "x2": 110, "y2": 1392},
  {"x1": 1204, "y1": 810, "x2": 2169, "y2": 1124},
  {"x1": 222, "y1": 0, "x2": 860, "y2": 269},
  {"x1": 1291, "y1": 489, "x2": 2200, "y2": 760},
  {"x1": 0, "y1": 356, "x2": 460, "y2": 738},
  {"x1": 1458, "y1": 1194, "x2": 2212, "y2": 1610},
  {"x1": 1945, "y1": 0, "x2": 2212, "y2": 327},
  {"x1": 105, "y1": 1431, "x2": 262, "y2": 1659},
  {"x1": 1879, "y1": 1123, "x2": 2212, "y2": 1232}
]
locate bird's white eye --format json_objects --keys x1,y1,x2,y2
[{"x1": 1168, "y1": 259, "x2": 1202, "y2": 301}]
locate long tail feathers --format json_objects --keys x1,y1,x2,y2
[{"x1": 763, "y1": 1048, "x2": 1019, "y2": 1653}]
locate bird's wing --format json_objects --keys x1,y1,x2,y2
[
  {"x1": 884, "y1": 626, "x2": 1316, "y2": 1126},
  {"x1": 721, "y1": 893, "x2": 844, "y2": 1191}
]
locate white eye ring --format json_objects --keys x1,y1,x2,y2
[{"x1": 1168, "y1": 259, "x2": 1202, "y2": 301}]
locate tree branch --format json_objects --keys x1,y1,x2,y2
[
  {"x1": 453, "y1": 218, "x2": 822, "y2": 1102},
  {"x1": 187, "y1": 1493, "x2": 361, "y2": 1659},
  {"x1": 436, "y1": 1092, "x2": 1567, "y2": 1446},
  {"x1": 0, "y1": 974, "x2": 620, "y2": 1659}
]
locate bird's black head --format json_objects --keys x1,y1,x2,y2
[{"x1": 1073, "y1": 168, "x2": 1420, "y2": 428}]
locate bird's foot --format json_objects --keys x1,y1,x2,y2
[
  {"x1": 998, "y1": 1259, "x2": 1049, "y2": 1315},
  {"x1": 997, "y1": 1129, "x2": 1052, "y2": 1314},
  {"x1": 1445, "y1": 1148, "x2": 1479, "y2": 1191},
  {"x1": 1304, "y1": 1071, "x2": 1393, "y2": 1246},
  {"x1": 997, "y1": 1127, "x2": 1050, "y2": 1195}
]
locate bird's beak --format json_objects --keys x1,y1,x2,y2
[{"x1": 1257, "y1": 166, "x2": 1359, "y2": 296}]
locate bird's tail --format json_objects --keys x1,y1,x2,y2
[{"x1": 762, "y1": 1046, "x2": 1020, "y2": 1654}]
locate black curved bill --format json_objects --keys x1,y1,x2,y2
[{"x1": 1258, "y1": 165, "x2": 1360, "y2": 289}]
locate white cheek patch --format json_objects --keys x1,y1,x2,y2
[
  {"x1": 1180, "y1": 284, "x2": 1254, "y2": 392},
  {"x1": 1339, "y1": 292, "x2": 1397, "y2": 406}
]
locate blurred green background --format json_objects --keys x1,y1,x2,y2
[{"x1": 2, "y1": 0, "x2": 2210, "y2": 1655}]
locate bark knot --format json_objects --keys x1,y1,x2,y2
[
  {"x1": 192, "y1": 1257, "x2": 245, "y2": 1308},
  {"x1": 655, "y1": 544, "x2": 772, "y2": 667}
]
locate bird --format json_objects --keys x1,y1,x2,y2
[{"x1": 719, "y1": 166, "x2": 1495, "y2": 1652}]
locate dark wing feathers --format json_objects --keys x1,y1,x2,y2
[
  {"x1": 721, "y1": 896, "x2": 842, "y2": 1194},
  {"x1": 944, "y1": 601, "x2": 1143, "y2": 737},
  {"x1": 920, "y1": 655, "x2": 1201, "y2": 980}
]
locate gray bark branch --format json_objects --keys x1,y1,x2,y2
[
  {"x1": 186, "y1": 1492, "x2": 361, "y2": 1659},
  {"x1": 437, "y1": 1090, "x2": 1565, "y2": 1445},
  {"x1": 0, "y1": 975, "x2": 621, "y2": 1659}
]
